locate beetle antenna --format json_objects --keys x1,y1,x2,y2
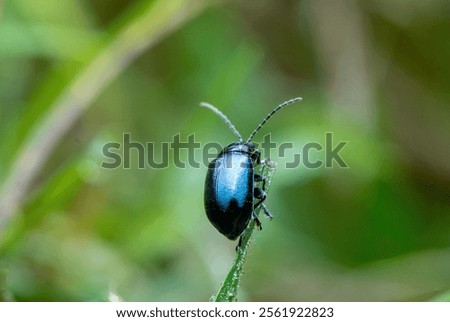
[
  {"x1": 200, "y1": 102, "x2": 243, "y2": 141},
  {"x1": 246, "y1": 97, "x2": 302, "y2": 142}
]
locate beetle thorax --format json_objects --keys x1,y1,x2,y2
[{"x1": 221, "y1": 142, "x2": 255, "y2": 156}]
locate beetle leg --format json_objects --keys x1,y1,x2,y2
[
  {"x1": 236, "y1": 236, "x2": 243, "y2": 251},
  {"x1": 254, "y1": 186, "x2": 273, "y2": 220},
  {"x1": 254, "y1": 173, "x2": 266, "y2": 191},
  {"x1": 260, "y1": 157, "x2": 271, "y2": 166},
  {"x1": 253, "y1": 186, "x2": 266, "y2": 209},
  {"x1": 260, "y1": 203, "x2": 273, "y2": 220},
  {"x1": 251, "y1": 150, "x2": 261, "y2": 165},
  {"x1": 252, "y1": 212, "x2": 262, "y2": 230}
]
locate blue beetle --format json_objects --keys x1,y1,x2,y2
[{"x1": 201, "y1": 98, "x2": 302, "y2": 245}]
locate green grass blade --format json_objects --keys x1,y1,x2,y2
[
  {"x1": 212, "y1": 160, "x2": 277, "y2": 302},
  {"x1": 0, "y1": 0, "x2": 211, "y2": 229}
]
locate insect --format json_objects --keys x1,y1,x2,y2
[{"x1": 201, "y1": 97, "x2": 302, "y2": 246}]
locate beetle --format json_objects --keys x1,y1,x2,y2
[{"x1": 201, "y1": 97, "x2": 302, "y2": 246}]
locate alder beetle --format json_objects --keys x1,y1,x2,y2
[{"x1": 201, "y1": 98, "x2": 302, "y2": 246}]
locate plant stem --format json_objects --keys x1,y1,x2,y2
[{"x1": 211, "y1": 160, "x2": 277, "y2": 302}]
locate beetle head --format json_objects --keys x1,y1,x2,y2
[{"x1": 222, "y1": 142, "x2": 255, "y2": 155}]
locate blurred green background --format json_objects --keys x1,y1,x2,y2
[{"x1": 0, "y1": 0, "x2": 449, "y2": 301}]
